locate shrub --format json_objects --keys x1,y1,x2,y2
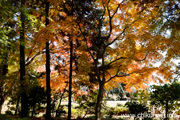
[
  {"x1": 102, "y1": 105, "x2": 129, "y2": 118},
  {"x1": 0, "y1": 114, "x2": 8, "y2": 119},
  {"x1": 5, "y1": 110, "x2": 13, "y2": 115},
  {"x1": 114, "y1": 106, "x2": 129, "y2": 115},
  {"x1": 125, "y1": 101, "x2": 148, "y2": 116}
]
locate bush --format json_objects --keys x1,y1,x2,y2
[
  {"x1": 102, "y1": 105, "x2": 129, "y2": 119},
  {"x1": 56, "y1": 109, "x2": 66, "y2": 117},
  {"x1": 114, "y1": 106, "x2": 129, "y2": 115},
  {"x1": 5, "y1": 110, "x2": 13, "y2": 115},
  {"x1": 74, "y1": 90, "x2": 100, "y2": 118},
  {"x1": 125, "y1": 101, "x2": 148, "y2": 116},
  {"x1": 0, "y1": 114, "x2": 8, "y2": 119}
]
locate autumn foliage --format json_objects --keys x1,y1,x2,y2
[{"x1": 0, "y1": 0, "x2": 180, "y2": 120}]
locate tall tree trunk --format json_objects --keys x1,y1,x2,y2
[
  {"x1": 95, "y1": 82, "x2": 105, "y2": 120},
  {"x1": 15, "y1": 97, "x2": 20, "y2": 115},
  {"x1": 31, "y1": 105, "x2": 35, "y2": 117},
  {"x1": 165, "y1": 101, "x2": 169, "y2": 120},
  {"x1": 0, "y1": 51, "x2": 8, "y2": 114},
  {"x1": 95, "y1": 46, "x2": 106, "y2": 120},
  {"x1": 68, "y1": 39, "x2": 73, "y2": 120},
  {"x1": 1, "y1": 58, "x2": 8, "y2": 76},
  {"x1": 20, "y1": 0, "x2": 28, "y2": 117},
  {"x1": 45, "y1": 1, "x2": 51, "y2": 120}
]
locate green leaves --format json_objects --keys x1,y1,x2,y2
[
  {"x1": 125, "y1": 101, "x2": 148, "y2": 115},
  {"x1": 150, "y1": 82, "x2": 180, "y2": 110}
]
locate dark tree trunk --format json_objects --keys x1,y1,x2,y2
[
  {"x1": 15, "y1": 97, "x2": 20, "y2": 115},
  {"x1": 95, "y1": 82, "x2": 105, "y2": 120},
  {"x1": 165, "y1": 101, "x2": 169, "y2": 120},
  {"x1": 0, "y1": 52, "x2": 8, "y2": 114},
  {"x1": 68, "y1": 39, "x2": 73, "y2": 120},
  {"x1": 0, "y1": 96, "x2": 4, "y2": 114},
  {"x1": 95, "y1": 46, "x2": 106, "y2": 120},
  {"x1": 1, "y1": 60, "x2": 8, "y2": 76},
  {"x1": 31, "y1": 105, "x2": 35, "y2": 117},
  {"x1": 45, "y1": 1, "x2": 51, "y2": 120},
  {"x1": 20, "y1": 0, "x2": 28, "y2": 117},
  {"x1": 94, "y1": 45, "x2": 106, "y2": 120},
  {"x1": 56, "y1": 83, "x2": 68, "y2": 117}
]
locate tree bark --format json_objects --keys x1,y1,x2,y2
[
  {"x1": 0, "y1": 51, "x2": 8, "y2": 114},
  {"x1": 15, "y1": 97, "x2": 20, "y2": 115},
  {"x1": 95, "y1": 82, "x2": 105, "y2": 120},
  {"x1": 45, "y1": 1, "x2": 51, "y2": 120},
  {"x1": 20, "y1": 0, "x2": 28, "y2": 117},
  {"x1": 95, "y1": 45, "x2": 106, "y2": 120},
  {"x1": 165, "y1": 101, "x2": 169, "y2": 120},
  {"x1": 68, "y1": 39, "x2": 73, "y2": 120}
]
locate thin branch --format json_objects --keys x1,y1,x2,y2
[
  {"x1": 25, "y1": 49, "x2": 46, "y2": 66},
  {"x1": 107, "y1": 53, "x2": 148, "y2": 67},
  {"x1": 107, "y1": 57, "x2": 127, "y2": 66},
  {"x1": 105, "y1": 65, "x2": 122, "y2": 83},
  {"x1": 106, "y1": 19, "x2": 138, "y2": 47},
  {"x1": 77, "y1": 23, "x2": 95, "y2": 61},
  {"x1": 107, "y1": 5, "x2": 112, "y2": 39},
  {"x1": 105, "y1": 53, "x2": 148, "y2": 83},
  {"x1": 105, "y1": 0, "x2": 125, "y2": 40},
  {"x1": 111, "y1": 0, "x2": 125, "y2": 18}
]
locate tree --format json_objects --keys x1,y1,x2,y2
[
  {"x1": 0, "y1": 0, "x2": 46, "y2": 115},
  {"x1": 130, "y1": 90, "x2": 150, "y2": 106},
  {"x1": 5, "y1": 0, "x2": 49, "y2": 117},
  {"x1": 0, "y1": 0, "x2": 17, "y2": 113},
  {"x1": 46, "y1": 1, "x2": 96, "y2": 119},
  {"x1": 145, "y1": 0, "x2": 180, "y2": 78},
  {"x1": 2, "y1": 0, "x2": 180, "y2": 119},
  {"x1": 20, "y1": 0, "x2": 29, "y2": 117},
  {"x1": 68, "y1": 36, "x2": 73, "y2": 120},
  {"x1": 76, "y1": 0, "x2": 173, "y2": 119},
  {"x1": 125, "y1": 101, "x2": 148, "y2": 119},
  {"x1": 45, "y1": 1, "x2": 51, "y2": 119},
  {"x1": 150, "y1": 82, "x2": 180, "y2": 120}
]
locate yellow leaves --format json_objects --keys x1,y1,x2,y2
[
  {"x1": 106, "y1": 46, "x2": 116, "y2": 56},
  {"x1": 77, "y1": 41, "x2": 88, "y2": 52},
  {"x1": 77, "y1": 53, "x2": 91, "y2": 75},
  {"x1": 105, "y1": 80, "x2": 118, "y2": 90},
  {"x1": 127, "y1": 3, "x2": 137, "y2": 15}
]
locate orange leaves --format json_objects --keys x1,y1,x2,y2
[
  {"x1": 51, "y1": 75, "x2": 67, "y2": 90},
  {"x1": 39, "y1": 71, "x2": 68, "y2": 91},
  {"x1": 33, "y1": 0, "x2": 178, "y2": 95},
  {"x1": 127, "y1": 61, "x2": 142, "y2": 73}
]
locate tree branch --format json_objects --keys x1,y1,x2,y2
[
  {"x1": 111, "y1": 0, "x2": 125, "y2": 18},
  {"x1": 106, "y1": 19, "x2": 138, "y2": 47},
  {"x1": 77, "y1": 23, "x2": 95, "y2": 61},
  {"x1": 106, "y1": 0, "x2": 125, "y2": 41},
  {"x1": 25, "y1": 49, "x2": 46, "y2": 66},
  {"x1": 105, "y1": 53, "x2": 148, "y2": 83},
  {"x1": 77, "y1": 23, "x2": 101, "y2": 82}
]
